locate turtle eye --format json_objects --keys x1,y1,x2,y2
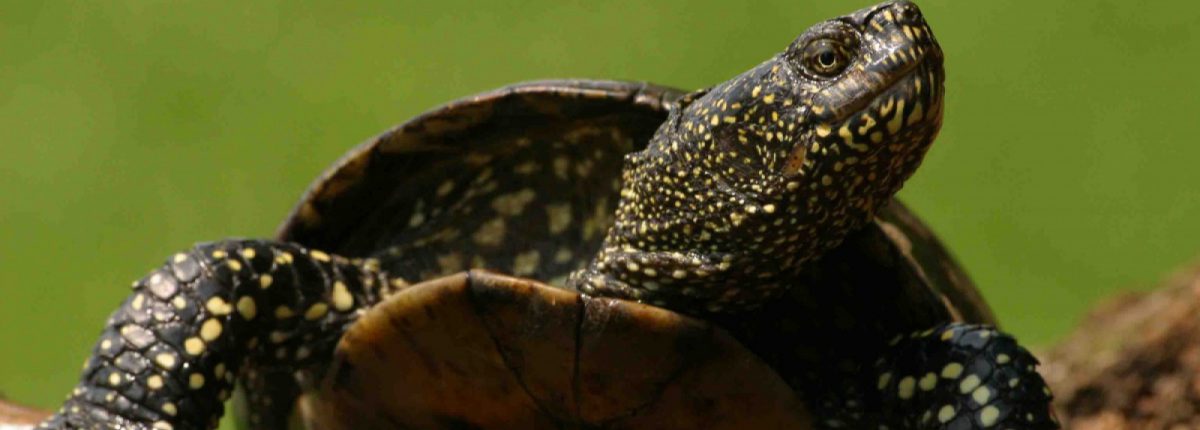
[{"x1": 803, "y1": 39, "x2": 851, "y2": 77}]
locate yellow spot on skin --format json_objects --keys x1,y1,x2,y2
[
  {"x1": 304, "y1": 303, "x2": 329, "y2": 321},
  {"x1": 763, "y1": 204, "x2": 776, "y2": 214},
  {"x1": 842, "y1": 124, "x2": 870, "y2": 153},
  {"x1": 554, "y1": 248, "x2": 573, "y2": 264},
  {"x1": 763, "y1": 94, "x2": 776, "y2": 104},
  {"x1": 172, "y1": 296, "x2": 187, "y2": 309},
  {"x1": 240, "y1": 248, "x2": 256, "y2": 260},
  {"x1": 938, "y1": 405, "x2": 956, "y2": 423},
  {"x1": 473, "y1": 218, "x2": 507, "y2": 247},
  {"x1": 162, "y1": 402, "x2": 177, "y2": 416},
  {"x1": 941, "y1": 329, "x2": 955, "y2": 341},
  {"x1": 553, "y1": 157, "x2": 570, "y2": 179},
  {"x1": 941, "y1": 362, "x2": 964, "y2": 379},
  {"x1": 154, "y1": 353, "x2": 177, "y2": 369},
  {"x1": 877, "y1": 372, "x2": 892, "y2": 390},
  {"x1": 153, "y1": 421, "x2": 173, "y2": 430},
  {"x1": 546, "y1": 203, "x2": 572, "y2": 234},
  {"x1": 918, "y1": 372, "x2": 937, "y2": 391},
  {"x1": 897, "y1": 376, "x2": 916, "y2": 399},
  {"x1": 274, "y1": 304, "x2": 297, "y2": 319},
  {"x1": 907, "y1": 101, "x2": 925, "y2": 126},
  {"x1": 996, "y1": 353, "x2": 1010, "y2": 364},
  {"x1": 200, "y1": 318, "x2": 222, "y2": 341},
  {"x1": 309, "y1": 250, "x2": 331, "y2": 263},
  {"x1": 258, "y1": 274, "x2": 273, "y2": 289},
  {"x1": 100, "y1": 339, "x2": 113, "y2": 350},
  {"x1": 491, "y1": 188, "x2": 537, "y2": 216},
  {"x1": 972, "y1": 386, "x2": 992, "y2": 405},
  {"x1": 751, "y1": 85, "x2": 762, "y2": 97},
  {"x1": 237, "y1": 296, "x2": 257, "y2": 320},
  {"x1": 880, "y1": 99, "x2": 897, "y2": 122},
  {"x1": 672, "y1": 269, "x2": 688, "y2": 279},
  {"x1": 108, "y1": 372, "x2": 122, "y2": 386},
  {"x1": 332, "y1": 281, "x2": 354, "y2": 311},
  {"x1": 436, "y1": 253, "x2": 463, "y2": 274},
  {"x1": 147, "y1": 375, "x2": 164, "y2": 390},
  {"x1": 184, "y1": 337, "x2": 205, "y2": 356},
  {"x1": 189, "y1": 373, "x2": 205, "y2": 390},
  {"x1": 887, "y1": 98, "x2": 907, "y2": 134},
  {"x1": 980, "y1": 405, "x2": 1000, "y2": 427},
  {"x1": 815, "y1": 123, "x2": 832, "y2": 137},
  {"x1": 436, "y1": 180, "x2": 455, "y2": 197},
  {"x1": 227, "y1": 259, "x2": 242, "y2": 272},
  {"x1": 959, "y1": 374, "x2": 982, "y2": 393},
  {"x1": 173, "y1": 253, "x2": 188, "y2": 263},
  {"x1": 513, "y1": 250, "x2": 541, "y2": 276},
  {"x1": 211, "y1": 250, "x2": 227, "y2": 259},
  {"x1": 131, "y1": 294, "x2": 145, "y2": 310},
  {"x1": 206, "y1": 297, "x2": 232, "y2": 316}
]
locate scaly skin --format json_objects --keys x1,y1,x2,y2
[{"x1": 33, "y1": 2, "x2": 1057, "y2": 429}]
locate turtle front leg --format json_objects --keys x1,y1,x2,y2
[
  {"x1": 867, "y1": 323, "x2": 1059, "y2": 430},
  {"x1": 37, "y1": 240, "x2": 387, "y2": 430}
]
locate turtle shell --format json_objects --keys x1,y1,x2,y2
[
  {"x1": 301, "y1": 271, "x2": 813, "y2": 429},
  {"x1": 267, "y1": 80, "x2": 993, "y2": 428}
]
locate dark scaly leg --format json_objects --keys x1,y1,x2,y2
[
  {"x1": 866, "y1": 323, "x2": 1059, "y2": 430},
  {"x1": 37, "y1": 240, "x2": 387, "y2": 430}
]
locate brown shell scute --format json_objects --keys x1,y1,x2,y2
[
  {"x1": 311, "y1": 271, "x2": 813, "y2": 429},
  {"x1": 0, "y1": 398, "x2": 49, "y2": 426}
]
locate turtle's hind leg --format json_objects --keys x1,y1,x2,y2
[
  {"x1": 37, "y1": 240, "x2": 387, "y2": 430},
  {"x1": 870, "y1": 323, "x2": 1059, "y2": 430}
]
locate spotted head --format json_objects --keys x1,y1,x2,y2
[{"x1": 568, "y1": 1, "x2": 945, "y2": 313}]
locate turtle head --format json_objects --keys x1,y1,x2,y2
[{"x1": 570, "y1": 1, "x2": 945, "y2": 313}]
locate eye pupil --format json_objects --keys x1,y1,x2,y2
[
  {"x1": 818, "y1": 51, "x2": 837, "y2": 68},
  {"x1": 799, "y1": 38, "x2": 852, "y2": 77}
]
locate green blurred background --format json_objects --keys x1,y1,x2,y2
[{"x1": 2, "y1": 0, "x2": 1198, "y2": 425}]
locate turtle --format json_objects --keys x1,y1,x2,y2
[{"x1": 14, "y1": 1, "x2": 1058, "y2": 429}]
